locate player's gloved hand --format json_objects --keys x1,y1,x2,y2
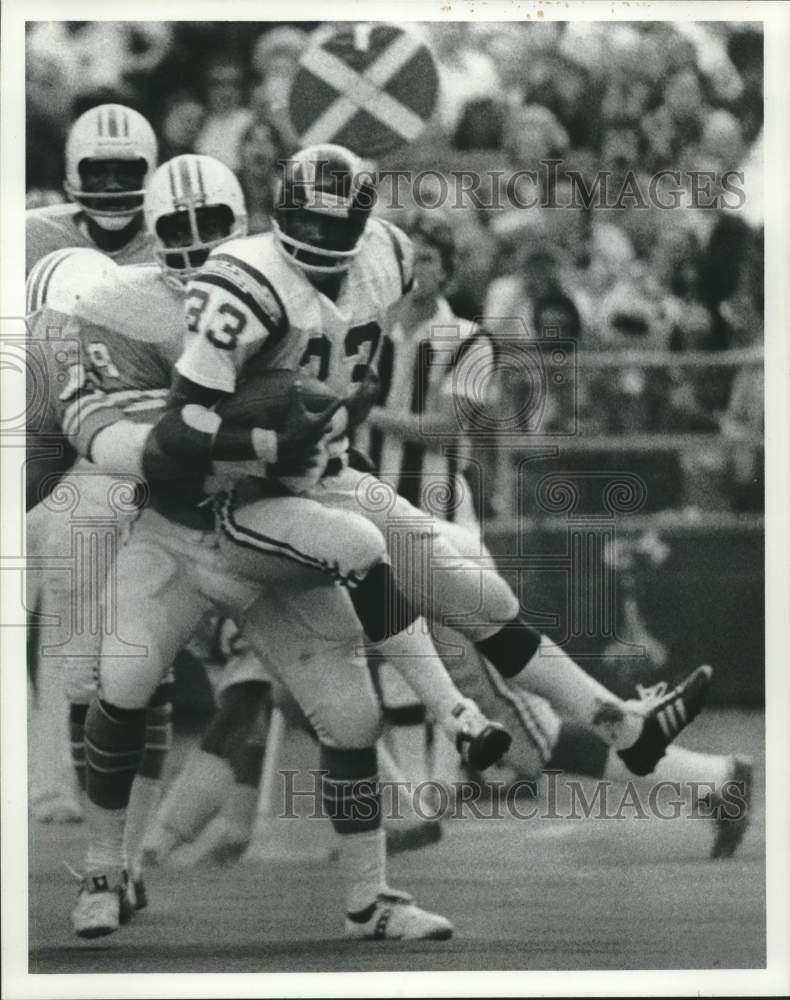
[{"x1": 270, "y1": 382, "x2": 345, "y2": 478}]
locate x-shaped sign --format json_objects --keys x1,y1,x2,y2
[{"x1": 294, "y1": 26, "x2": 435, "y2": 149}]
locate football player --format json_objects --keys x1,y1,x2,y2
[
  {"x1": 26, "y1": 103, "x2": 158, "y2": 275},
  {"x1": 145, "y1": 143, "x2": 713, "y2": 787},
  {"x1": 364, "y1": 208, "x2": 753, "y2": 859},
  {"x1": 27, "y1": 103, "x2": 160, "y2": 824},
  {"x1": 57, "y1": 154, "x2": 489, "y2": 941}
]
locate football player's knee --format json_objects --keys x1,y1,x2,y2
[
  {"x1": 332, "y1": 512, "x2": 387, "y2": 581},
  {"x1": 479, "y1": 571, "x2": 520, "y2": 622},
  {"x1": 64, "y1": 659, "x2": 98, "y2": 704},
  {"x1": 99, "y1": 654, "x2": 163, "y2": 711},
  {"x1": 318, "y1": 693, "x2": 382, "y2": 749}
]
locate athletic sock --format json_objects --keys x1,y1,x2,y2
[
  {"x1": 69, "y1": 701, "x2": 89, "y2": 792},
  {"x1": 375, "y1": 620, "x2": 469, "y2": 732},
  {"x1": 84, "y1": 697, "x2": 146, "y2": 871},
  {"x1": 340, "y1": 829, "x2": 388, "y2": 917},
  {"x1": 488, "y1": 634, "x2": 643, "y2": 750}
]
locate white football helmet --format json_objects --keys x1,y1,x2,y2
[
  {"x1": 64, "y1": 104, "x2": 158, "y2": 227},
  {"x1": 272, "y1": 143, "x2": 376, "y2": 274},
  {"x1": 26, "y1": 247, "x2": 117, "y2": 316},
  {"x1": 144, "y1": 154, "x2": 248, "y2": 286}
]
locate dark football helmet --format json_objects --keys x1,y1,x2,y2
[{"x1": 272, "y1": 144, "x2": 376, "y2": 274}]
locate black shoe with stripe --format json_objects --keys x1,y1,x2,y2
[
  {"x1": 456, "y1": 721, "x2": 512, "y2": 771},
  {"x1": 617, "y1": 665, "x2": 713, "y2": 777}
]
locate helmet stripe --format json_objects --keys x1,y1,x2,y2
[
  {"x1": 121, "y1": 109, "x2": 130, "y2": 137},
  {"x1": 178, "y1": 157, "x2": 194, "y2": 200},
  {"x1": 26, "y1": 248, "x2": 79, "y2": 314},
  {"x1": 107, "y1": 106, "x2": 118, "y2": 138},
  {"x1": 96, "y1": 107, "x2": 104, "y2": 137},
  {"x1": 195, "y1": 158, "x2": 205, "y2": 200},
  {"x1": 168, "y1": 161, "x2": 179, "y2": 202}
]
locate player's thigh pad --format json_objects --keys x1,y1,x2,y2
[
  {"x1": 98, "y1": 512, "x2": 212, "y2": 709},
  {"x1": 216, "y1": 491, "x2": 387, "y2": 586},
  {"x1": 240, "y1": 582, "x2": 382, "y2": 749}
]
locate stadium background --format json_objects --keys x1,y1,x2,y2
[
  {"x1": 26, "y1": 18, "x2": 764, "y2": 709},
  {"x1": 22, "y1": 18, "x2": 768, "y2": 978}
]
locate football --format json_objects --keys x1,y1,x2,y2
[{"x1": 214, "y1": 366, "x2": 340, "y2": 431}]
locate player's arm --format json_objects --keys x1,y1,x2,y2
[
  {"x1": 141, "y1": 261, "x2": 339, "y2": 481},
  {"x1": 52, "y1": 325, "x2": 153, "y2": 474}
]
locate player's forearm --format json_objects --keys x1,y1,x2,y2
[{"x1": 141, "y1": 404, "x2": 278, "y2": 482}]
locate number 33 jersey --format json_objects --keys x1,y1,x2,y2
[{"x1": 176, "y1": 217, "x2": 414, "y2": 400}]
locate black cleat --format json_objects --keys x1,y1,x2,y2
[
  {"x1": 710, "y1": 754, "x2": 753, "y2": 859},
  {"x1": 618, "y1": 665, "x2": 713, "y2": 777},
  {"x1": 456, "y1": 721, "x2": 512, "y2": 771}
]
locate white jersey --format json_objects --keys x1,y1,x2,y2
[{"x1": 175, "y1": 217, "x2": 414, "y2": 400}]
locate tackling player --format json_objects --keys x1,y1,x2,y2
[
  {"x1": 146, "y1": 143, "x2": 714, "y2": 786},
  {"x1": 56, "y1": 154, "x2": 500, "y2": 942},
  {"x1": 27, "y1": 104, "x2": 161, "y2": 826}
]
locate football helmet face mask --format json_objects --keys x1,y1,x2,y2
[
  {"x1": 273, "y1": 144, "x2": 376, "y2": 274},
  {"x1": 144, "y1": 154, "x2": 248, "y2": 287},
  {"x1": 64, "y1": 104, "x2": 158, "y2": 229}
]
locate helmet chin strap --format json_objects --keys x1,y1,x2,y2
[{"x1": 91, "y1": 213, "x2": 138, "y2": 232}]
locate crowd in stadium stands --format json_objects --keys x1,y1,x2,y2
[{"x1": 25, "y1": 20, "x2": 765, "y2": 514}]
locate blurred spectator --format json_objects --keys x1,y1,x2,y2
[
  {"x1": 251, "y1": 26, "x2": 307, "y2": 149},
  {"x1": 159, "y1": 95, "x2": 205, "y2": 160},
  {"x1": 504, "y1": 104, "x2": 570, "y2": 173},
  {"x1": 236, "y1": 120, "x2": 290, "y2": 233},
  {"x1": 27, "y1": 22, "x2": 172, "y2": 109},
  {"x1": 194, "y1": 56, "x2": 253, "y2": 171},
  {"x1": 26, "y1": 45, "x2": 70, "y2": 189},
  {"x1": 431, "y1": 23, "x2": 502, "y2": 135}
]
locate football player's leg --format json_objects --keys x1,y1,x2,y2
[
  {"x1": 75, "y1": 523, "x2": 209, "y2": 938},
  {"x1": 239, "y1": 587, "x2": 452, "y2": 939},
  {"x1": 28, "y1": 490, "x2": 100, "y2": 823},
  {"x1": 217, "y1": 492, "x2": 507, "y2": 766},
  {"x1": 322, "y1": 472, "x2": 712, "y2": 775},
  {"x1": 122, "y1": 674, "x2": 174, "y2": 907}
]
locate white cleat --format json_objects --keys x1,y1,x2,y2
[
  {"x1": 71, "y1": 868, "x2": 132, "y2": 939},
  {"x1": 345, "y1": 889, "x2": 453, "y2": 940}
]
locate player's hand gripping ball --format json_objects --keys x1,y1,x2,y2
[{"x1": 214, "y1": 366, "x2": 344, "y2": 477}]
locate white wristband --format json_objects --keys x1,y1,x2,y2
[{"x1": 251, "y1": 428, "x2": 279, "y2": 464}]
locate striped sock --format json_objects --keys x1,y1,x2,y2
[
  {"x1": 85, "y1": 698, "x2": 146, "y2": 811},
  {"x1": 69, "y1": 701, "x2": 89, "y2": 792},
  {"x1": 320, "y1": 745, "x2": 381, "y2": 837}
]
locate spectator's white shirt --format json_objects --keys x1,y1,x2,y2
[
  {"x1": 195, "y1": 109, "x2": 254, "y2": 172},
  {"x1": 27, "y1": 22, "x2": 171, "y2": 97},
  {"x1": 436, "y1": 49, "x2": 502, "y2": 133}
]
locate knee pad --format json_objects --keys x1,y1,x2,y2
[
  {"x1": 329, "y1": 510, "x2": 387, "y2": 582},
  {"x1": 315, "y1": 685, "x2": 383, "y2": 750},
  {"x1": 64, "y1": 658, "x2": 98, "y2": 703},
  {"x1": 99, "y1": 652, "x2": 166, "y2": 711}
]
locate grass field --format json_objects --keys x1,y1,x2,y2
[{"x1": 28, "y1": 708, "x2": 765, "y2": 975}]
